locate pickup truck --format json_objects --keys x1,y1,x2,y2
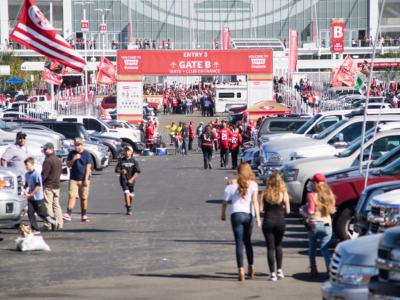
[
  {"x1": 0, "y1": 166, "x2": 27, "y2": 229},
  {"x1": 368, "y1": 226, "x2": 400, "y2": 300},
  {"x1": 56, "y1": 115, "x2": 144, "y2": 152}
]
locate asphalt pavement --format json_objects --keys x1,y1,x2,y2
[{"x1": 0, "y1": 110, "x2": 337, "y2": 299}]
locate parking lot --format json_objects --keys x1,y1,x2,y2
[{"x1": 0, "y1": 113, "x2": 338, "y2": 300}]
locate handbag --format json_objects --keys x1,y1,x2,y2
[{"x1": 303, "y1": 217, "x2": 313, "y2": 231}]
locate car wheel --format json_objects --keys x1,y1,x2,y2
[
  {"x1": 334, "y1": 206, "x2": 359, "y2": 241},
  {"x1": 107, "y1": 146, "x2": 114, "y2": 160},
  {"x1": 121, "y1": 142, "x2": 130, "y2": 149},
  {"x1": 91, "y1": 155, "x2": 96, "y2": 171}
]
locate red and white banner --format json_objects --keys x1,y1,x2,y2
[
  {"x1": 332, "y1": 68, "x2": 354, "y2": 87},
  {"x1": 100, "y1": 24, "x2": 106, "y2": 33},
  {"x1": 42, "y1": 68, "x2": 62, "y2": 86},
  {"x1": 101, "y1": 107, "x2": 112, "y2": 120},
  {"x1": 332, "y1": 20, "x2": 344, "y2": 53},
  {"x1": 341, "y1": 54, "x2": 358, "y2": 76},
  {"x1": 98, "y1": 55, "x2": 116, "y2": 78},
  {"x1": 222, "y1": 27, "x2": 230, "y2": 50},
  {"x1": 9, "y1": 0, "x2": 86, "y2": 72},
  {"x1": 81, "y1": 21, "x2": 89, "y2": 31},
  {"x1": 117, "y1": 50, "x2": 273, "y2": 75},
  {"x1": 288, "y1": 29, "x2": 298, "y2": 73},
  {"x1": 357, "y1": 62, "x2": 400, "y2": 68}
]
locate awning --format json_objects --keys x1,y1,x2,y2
[
  {"x1": 21, "y1": 61, "x2": 116, "y2": 72},
  {"x1": 5, "y1": 77, "x2": 25, "y2": 83},
  {"x1": 244, "y1": 100, "x2": 291, "y2": 115}
]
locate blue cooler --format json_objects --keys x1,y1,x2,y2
[
  {"x1": 143, "y1": 149, "x2": 150, "y2": 156},
  {"x1": 156, "y1": 148, "x2": 167, "y2": 156}
]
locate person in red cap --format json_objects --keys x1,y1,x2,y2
[
  {"x1": 145, "y1": 121, "x2": 155, "y2": 151},
  {"x1": 189, "y1": 121, "x2": 195, "y2": 151},
  {"x1": 300, "y1": 173, "x2": 336, "y2": 278},
  {"x1": 247, "y1": 120, "x2": 256, "y2": 139},
  {"x1": 214, "y1": 117, "x2": 221, "y2": 127}
]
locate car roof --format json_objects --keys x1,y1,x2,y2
[{"x1": 34, "y1": 121, "x2": 83, "y2": 125}]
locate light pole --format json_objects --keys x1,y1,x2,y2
[
  {"x1": 74, "y1": 2, "x2": 94, "y2": 102},
  {"x1": 95, "y1": 9, "x2": 111, "y2": 56}
]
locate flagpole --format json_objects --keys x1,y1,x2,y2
[
  {"x1": 50, "y1": 0, "x2": 54, "y2": 115},
  {"x1": 358, "y1": 0, "x2": 386, "y2": 175}
]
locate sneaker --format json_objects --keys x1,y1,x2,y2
[
  {"x1": 81, "y1": 215, "x2": 90, "y2": 222},
  {"x1": 204, "y1": 166, "x2": 208, "y2": 169},
  {"x1": 220, "y1": 162, "x2": 223, "y2": 167},
  {"x1": 209, "y1": 163, "x2": 213, "y2": 169},
  {"x1": 270, "y1": 274, "x2": 277, "y2": 281},
  {"x1": 126, "y1": 212, "x2": 132, "y2": 216},
  {"x1": 51, "y1": 218, "x2": 58, "y2": 231},
  {"x1": 277, "y1": 270, "x2": 284, "y2": 279},
  {"x1": 63, "y1": 213, "x2": 72, "y2": 221}
]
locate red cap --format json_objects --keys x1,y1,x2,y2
[
  {"x1": 190, "y1": 121, "x2": 194, "y2": 124},
  {"x1": 141, "y1": 120, "x2": 145, "y2": 123},
  {"x1": 210, "y1": 121, "x2": 214, "y2": 123},
  {"x1": 148, "y1": 121, "x2": 153, "y2": 125},
  {"x1": 238, "y1": 121, "x2": 242, "y2": 124},
  {"x1": 312, "y1": 173, "x2": 326, "y2": 183}
]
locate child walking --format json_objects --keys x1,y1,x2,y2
[
  {"x1": 24, "y1": 157, "x2": 58, "y2": 233},
  {"x1": 115, "y1": 146, "x2": 141, "y2": 215}
]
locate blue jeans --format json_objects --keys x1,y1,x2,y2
[
  {"x1": 182, "y1": 138, "x2": 189, "y2": 155},
  {"x1": 202, "y1": 145, "x2": 213, "y2": 167},
  {"x1": 231, "y1": 212, "x2": 254, "y2": 268},
  {"x1": 307, "y1": 222, "x2": 332, "y2": 266}
]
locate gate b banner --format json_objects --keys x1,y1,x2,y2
[{"x1": 117, "y1": 50, "x2": 273, "y2": 76}]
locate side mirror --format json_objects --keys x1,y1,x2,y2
[
  {"x1": 101, "y1": 126, "x2": 107, "y2": 132},
  {"x1": 333, "y1": 141, "x2": 348, "y2": 149}
]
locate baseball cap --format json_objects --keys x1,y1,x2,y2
[
  {"x1": 190, "y1": 121, "x2": 194, "y2": 124},
  {"x1": 312, "y1": 173, "x2": 326, "y2": 183},
  {"x1": 200, "y1": 122, "x2": 204, "y2": 125},
  {"x1": 124, "y1": 145, "x2": 133, "y2": 152},
  {"x1": 238, "y1": 121, "x2": 242, "y2": 125},
  {"x1": 16, "y1": 131, "x2": 27, "y2": 138},
  {"x1": 74, "y1": 137, "x2": 84, "y2": 144},
  {"x1": 43, "y1": 142, "x2": 54, "y2": 150}
]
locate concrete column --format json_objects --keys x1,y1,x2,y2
[
  {"x1": 0, "y1": 0, "x2": 9, "y2": 46},
  {"x1": 63, "y1": 0, "x2": 73, "y2": 39}
]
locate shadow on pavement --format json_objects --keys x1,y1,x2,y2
[
  {"x1": 133, "y1": 273, "x2": 238, "y2": 281},
  {"x1": 292, "y1": 272, "x2": 328, "y2": 283}
]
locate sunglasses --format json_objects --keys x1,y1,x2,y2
[{"x1": 18, "y1": 137, "x2": 26, "y2": 140}]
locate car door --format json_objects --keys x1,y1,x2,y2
[{"x1": 307, "y1": 115, "x2": 342, "y2": 135}]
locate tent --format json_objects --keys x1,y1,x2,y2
[
  {"x1": 5, "y1": 77, "x2": 25, "y2": 83},
  {"x1": 243, "y1": 100, "x2": 291, "y2": 125}
]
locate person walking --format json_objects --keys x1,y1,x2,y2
[
  {"x1": 196, "y1": 122, "x2": 204, "y2": 151},
  {"x1": 221, "y1": 163, "x2": 261, "y2": 281},
  {"x1": 301, "y1": 173, "x2": 336, "y2": 278},
  {"x1": 24, "y1": 157, "x2": 58, "y2": 233},
  {"x1": 41, "y1": 142, "x2": 63, "y2": 230},
  {"x1": 1, "y1": 132, "x2": 31, "y2": 179},
  {"x1": 115, "y1": 146, "x2": 141, "y2": 215},
  {"x1": 199, "y1": 126, "x2": 217, "y2": 169},
  {"x1": 181, "y1": 122, "x2": 189, "y2": 156},
  {"x1": 219, "y1": 121, "x2": 232, "y2": 168},
  {"x1": 230, "y1": 128, "x2": 242, "y2": 169},
  {"x1": 188, "y1": 121, "x2": 195, "y2": 151},
  {"x1": 63, "y1": 138, "x2": 93, "y2": 222},
  {"x1": 259, "y1": 172, "x2": 290, "y2": 281}
]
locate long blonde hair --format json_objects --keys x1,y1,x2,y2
[
  {"x1": 314, "y1": 182, "x2": 336, "y2": 214},
  {"x1": 265, "y1": 172, "x2": 287, "y2": 205},
  {"x1": 237, "y1": 163, "x2": 256, "y2": 197}
]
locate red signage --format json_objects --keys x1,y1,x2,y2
[
  {"x1": 117, "y1": 50, "x2": 273, "y2": 75},
  {"x1": 222, "y1": 27, "x2": 230, "y2": 50},
  {"x1": 81, "y1": 21, "x2": 89, "y2": 31},
  {"x1": 332, "y1": 21, "x2": 344, "y2": 53},
  {"x1": 100, "y1": 24, "x2": 107, "y2": 32},
  {"x1": 289, "y1": 29, "x2": 298, "y2": 73},
  {"x1": 357, "y1": 62, "x2": 400, "y2": 68},
  {"x1": 260, "y1": 106, "x2": 275, "y2": 110}
]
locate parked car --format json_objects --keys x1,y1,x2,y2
[
  {"x1": 33, "y1": 121, "x2": 110, "y2": 171},
  {"x1": 228, "y1": 112, "x2": 243, "y2": 126},
  {"x1": 367, "y1": 189, "x2": 400, "y2": 234},
  {"x1": 0, "y1": 166, "x2": 27, "y2": 229},
  {"x1": 56, "y1": 115, "x2": 144, "y2": 152},
  {"x1": 89, "y1": 133, "x2": 123, "y2": 160},
  {"x1": 241, "y1": 147, "x2": 260, "y2": 169},
  {"x1": 257, "y1": 117, "x2": 310, "y2": 139},
  {"x1": 229, "y1": 105, "x2": 247, "y2": 115},
  {"x1": 102, "y1": 96, "x2": 116, "y2": 110},
  {"x1": 368, "y1": 226, "x2": 400, "y2": 300},
  {"x1": 321, "y1": 233, "x2": 381, "y2": 300},
  {"x1": 326, "y1": 157, "x2": 400, "y2": 241},
  {"x1": 353, "y1": 97, "x2": 396, "y2": 108}
]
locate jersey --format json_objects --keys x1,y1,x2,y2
[
  {"x1": 189, "y1": 125, "x2": 195, "y2": 139},
  {"x1": 218, "y1": 128, "x2": 232, "y2": 149},
  {"x1": 230, "y1": 133, "x2": 243, "y2": 151},
  {"x1": 200, "y1": 133, "x2": 216, "y2": 147},
  {"x1": 115, "y1": 157, "x2": 141, "y2": 187},
  {"x1": 247, "y1": 124, "x2": 256, "y2": 137}
]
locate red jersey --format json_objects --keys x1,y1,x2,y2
[
  {"x1": 214, "y1": 121, "x2": 221, "y2": 127},
  {"x1": 211, "y1": 128, "x2": 218, "y2": 144},
  {"x1": 218, "y1": 128, "x2": 232, "y2": 149},
  {"x1": 163, "y1": 98, "x2": 168, "y2": 106},
  {"x1": 247, "y1": 124, "x2": 256, "y2": 137},
  {"x1": 230, "y1": 133, "x2": 243, "y2": 151},
  {"x1": 189, "y1": 125, "x2": 195, "y2": 139},
  {"x1": 145, "y1": 126, "x2": 154, "y2": 140},
  {"x1": 172, "y1": 98, "x2": 177, "y2": 107}
]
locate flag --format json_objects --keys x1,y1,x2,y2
[
  {"x1": 354, "y1": 77, "x2": 368, "y2": 95},
  {"x1": 341, "y1": 54, "x2": 358, "y2": 76},
  {"x1": 42, "y1": 68, "x2": 62, "y2": 86},
  {"x1": 101, "y1": 107, "x2": 112, "y2": 120},
  {"x1": 9, "y1": 0, "x2": 86, "y2": 72},
  {"x1": 96, "y1": 66, "x2": 114, "y2": 85},
  {"x1": 44, "y1": 57, "x2": 63, "y2": 74},
  {"x1": 332, "y1": 68, "x2": 354, "y2": 87},
  {"x1": 97, "y1": 56, "x2": 116, "y2": 78}
]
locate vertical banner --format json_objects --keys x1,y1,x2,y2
[
  {"x1": 222, "y1": 27, "x2": 230, "y2": 50},
  {"x1": 117, "y1": 76, "x2": 143, "y2": 124},
  {"x1": 289, "y1": 30, "x2": 298, "y2": 73},
  {"x1": 247, "y1": 75, "x2": 273, "y2": 107},
  {"x1": 331, "y1": 19, "x2": 344, "y2": 53}
]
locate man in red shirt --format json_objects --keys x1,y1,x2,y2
[
  {"x1": 247, "y1": 120, "x2": 256, "y2": 139},
  {"x1": 171, "y1": 97, "x2": 177, "y2": 114},
  {"x1": 214, "y1": 117, "x2": 221, "y2": 127},
  {"x1": 218, "y1": 121, "x2": 232, "y2": 168},
  {"x1": 230, "y1": 127, "x2": 243, "y2": 169},
  {"x1": 145, "y1": 121, "x2": 155, "y2": 151},
  {"x1": 163, "y1": 97, "x2": 169, "y2": 115},
  {"x1": 189, "y1": 121, "x2": 195, "y2": 151}
]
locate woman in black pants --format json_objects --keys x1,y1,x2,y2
[
  {"x1": 199, "y1": 126, "x2": 217, "y2": 169},
  {"x1": 260, "y1": 172, "x2": 290, "y2": 281}
]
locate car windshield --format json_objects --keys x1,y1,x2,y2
[
  {"x1": 295, "y1": 114, "x2": 320, "y2": 134},
  {"x1": 97, "y1": 118, "x2": 111, "y2": 129},
  {"x1": 0, "y1": 119, "x2": 11, "y2": 129},
  {"x1": 372, "y1": 145, "x2": 400, "y2": 167},
  {"x1": 314, "y1": 120, "x2": 348, "y2": 139},
  {"x1": 381, "y1": 157, "x2": 400, "y2": 176},
  {"x1": 336, "y1": 134, "x2": 373, "y2": 157}
]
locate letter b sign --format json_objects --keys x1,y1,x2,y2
[{"x1": 332, "y1": 24, "x2": 344, "y2": 41}]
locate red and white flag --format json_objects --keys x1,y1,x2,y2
[
  {"x1": 101, "y1": 107, "x2": 112, "y2": 120},
  {"x1": 98, "y1": 56, "x2": 116, "y2": 78},
  {"x1": 42, "y1": 68, "x2": 62, "y2": 86},
  {"x1": 10, "y1": 0, "x2": 86, "y2": 72}
]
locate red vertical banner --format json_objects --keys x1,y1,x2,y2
[
  {"x1": 222, "y1": 27, "x2": 230, "y2": 50},
  {"x1": 332, "y1": 19, "x2": 344, "y2": 53},
  {"x1": 289, "y1": 30, "x2": 298, "y2": 73}
]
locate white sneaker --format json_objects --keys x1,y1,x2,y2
[
  {"x1": 270, "y1": 274, "x2": 277, "y2": 281},
  {"x1": 277, "y1": 270, "x2": 284, "y2": 279}
]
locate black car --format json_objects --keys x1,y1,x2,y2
[
  {"x1": 228, "y1": 112, "x2": 243, "y2": 126},
  {"x1": 368, "y1": 226, "x2": 400, "y2": 299},
  {"x1": 89, "y1": 133, "x2": 123, "y2": 160}
]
